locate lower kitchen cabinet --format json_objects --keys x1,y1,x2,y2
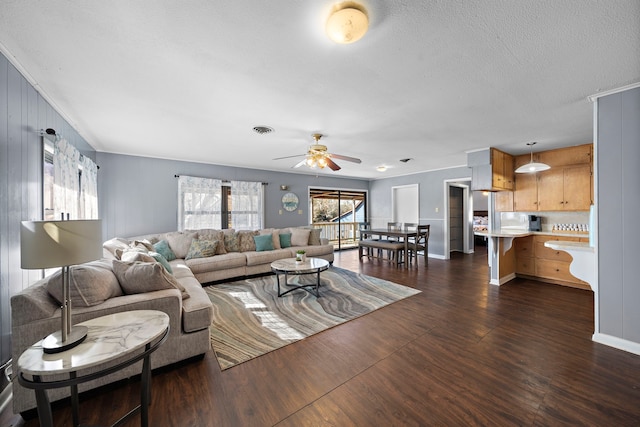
[{"x1": 515, "y1": 234, "x2": 590, "y2": 290}]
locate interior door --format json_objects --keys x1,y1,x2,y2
[{"x1": 449, "y1": 186, "x2": 464, "y2": 252}]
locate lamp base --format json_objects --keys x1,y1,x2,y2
[{"x1": 42, "y1": 325, "x2": 88, "y2": 354}]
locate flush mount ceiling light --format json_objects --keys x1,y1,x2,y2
[
  {"x1": 326, "y1": 3, "x2": 368, "y2": 44},
  {"x1": 376, "y1": 165, "x2": 387, "y2": 172},
  {"x1": 515, "y1": 142, "x2": 551, "y2": 173}
]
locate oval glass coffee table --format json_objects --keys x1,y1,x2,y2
[{"x1": 271, "y1": 257, "x2": 330, "y2": 297}]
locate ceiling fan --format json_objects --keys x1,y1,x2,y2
[{"x1": 272, "y1": 134, "x2": 362, "y2": 171}]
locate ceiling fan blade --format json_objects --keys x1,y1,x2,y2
[
  {"x1": 330, "y1": 153, "x2": 362, "y2": 164},
  {"x1": 325, "y1": 157, "x2": 341, "y2": 171},
  {"x1": 293, "y1": 159, "x2": 307, "y2": 168},
  {"x1": 272, "y1": 154, "x2": 306, "y2": 161}
]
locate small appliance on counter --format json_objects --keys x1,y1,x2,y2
[{"x1": 528, "y1": 215, "x2": 542, "y2": 231}]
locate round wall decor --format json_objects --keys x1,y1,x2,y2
[{"x1": 281, "y1": 192, "x2": 299, "y2": 211}]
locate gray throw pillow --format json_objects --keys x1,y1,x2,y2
[
  {"x1": 46, "y1": 259, "x2": 123, "y2": 307},
  {"x1": 112, "y1": 260, "x2": 190, "y2": 300}
]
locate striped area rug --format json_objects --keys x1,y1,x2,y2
[{"x1": 204, "y1": 266, "x2": 421, "y2": 370}]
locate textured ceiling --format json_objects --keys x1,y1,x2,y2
[{"x1": 1, "y1": 1, "x2": 639, "y2": 179}]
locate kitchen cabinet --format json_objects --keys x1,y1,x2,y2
[
  {"x1": 495, "y1": 191, "x2": 513, "y2": 212},
  {"x1": 491, "y1": 148, "x2": 514, "y2": 191},
  {"x1": 512, "y1": 144, "x2": 592, "y2": 212},
  {"x1": 537, "y1": 164, "x2": 592, "y2": 211},
  {"x1": 514, "y1": 234, "x2": 590, "y2": 290},
  {"x1": 469, "y1": 148, "x2": 514, "y2": 191}
]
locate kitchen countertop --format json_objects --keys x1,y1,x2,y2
[{"x1": 474, "y1": 229, "x2": 589, "y2": 239}]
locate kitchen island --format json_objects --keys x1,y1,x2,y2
[{"x1": 475, "y1": 229, "x2": 591, "y2": 288}]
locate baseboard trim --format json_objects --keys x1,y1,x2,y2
[{"x1": 592, "y1": 333, "x2": 640, "y2": 356}]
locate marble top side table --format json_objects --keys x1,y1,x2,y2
[{"x1": 18, "y1": 310, "x2": 170, "y2": 427}]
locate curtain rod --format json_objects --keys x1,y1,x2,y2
[{"x1": 174, "y1": 174, "x2": 268, "y2": 185}]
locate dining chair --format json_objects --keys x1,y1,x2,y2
[{"x1": 408, "y1": 224, "x2": 430, "y2": 265}]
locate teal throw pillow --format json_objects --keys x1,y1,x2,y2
[
  {"x1": 149, "y1": 251, "x2": 173, "y2": 274},
  {"x1": 254, "y1": 234, "x2": 274, "y2": 252},
  {"x1": 279, "y1": 232, "x2": 292, "y2": 248},
  {"x1": 153, "y1": 240, "x2": 177, "y2": 261},
  {"x1": 185, "y1": 239, "x2": 218, "y2": 260}
]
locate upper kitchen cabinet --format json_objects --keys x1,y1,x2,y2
[
  {"x1": 469, "y1": 148, "x2": 515, "y2": 191},
  {"x1": 513, "y1": 143, "x2": 593, "y2": 212}
]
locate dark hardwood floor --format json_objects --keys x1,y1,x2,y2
[{"x1": 3, "y1": 247, "x2": 640, "y2": 426}]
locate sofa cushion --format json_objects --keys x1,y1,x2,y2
[
  {"x1": 154, "y1": 239, "x2": 177, "y2": 261},
  {"x1": 179, "y1": 274, "x2": 215, "y2": 333},
  {"x1": 119, "y1": 248, "x2": 155, "y2": 263},
  {"x1": 308, "y1": 228, "x2": 322, "y2": 245},
  {"x1": 238, "y1": 230, "x2": 258, "y2": 252},
  {"x1": 291, "y1": 228, "x2": 311, "y2": 246},
  {"x1": 112, "y1": 260, "x2": 190, "y2": 300},
  {"x1": 279, "y1": 232, "x2": 292, "y2": 248},
  {"x1": 245, "y1": 248, "x2": 292, "y2": 266},
  {"x1": 254, "y1": 234, "x2": 274, "y2": 251},
  {"x1": 149, "y1": 251, "x2": 173, "y2": 273},
  {"x1": 165, "y1": 231, "x2": 198, "y2": 259},
  {"x1": 191, "y1": 229, "x2": 227, "y2": 255},
  {"x1": 224, "y1": 232, "x2": 240, "y2": 252},
  {"x1": 291, "y1": 244, "x2": 333, "y2": 257},
  {"x1": 185, "y1": 239, "x2": 218, "y2": 260},
  {"x1": 103, "y1": 237, "x2": 130, "y2": 259},
  {"x1": 185, "y1": 252, "x2": 246, "y2": 274},
  {"x1": 46, "y1": 259, "x2": 123, "y2": 308}
]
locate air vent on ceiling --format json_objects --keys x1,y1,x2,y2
[
  {"x1": 399, "y1": 158, "x2": 414, "y2": 163},
  {"x1": 253, "y1": 126, "x2": 274, "y2": 135}
]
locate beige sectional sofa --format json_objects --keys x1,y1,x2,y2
[{"x1": 11, "y1": 226, "x2": 333, "y2": 415}]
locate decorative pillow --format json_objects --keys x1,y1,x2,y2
[
  {"x1": 112, "y1": 260, "x2": 190, "y2": 300},
  {"x1": 185, "y1": 239, "x2": 218, "y2": 260},
  {"x1": 254, "y1": 234, "x2": 274, "y2": 251},
  {"x1": 308, "y1": 228, "x2": 322, "y2": 246},
  {"x1": 279, "y1": 232, "x2": 292, "y2": 248},
  {"x1": 165, "y1": 231, "x2": 197, "y2": 259},
  {"x1": 132, "y1": 239, "x2": 155, "y2": 251},
  {"x1": 46, "y1": 259, "x2": 123, "y2": 307},
  {"x1": 224, "y1": 232, "x2": 240, "y2": 252},
  {"x1": 149, "y1": 251, "x2": 173, "y2": 273},
  {"x1": 103, "y1": 237, "x2": 130, "y2": 259},
  {"x1": 238, "y1": 230, "x2": 258, "y2": 252},
  {"x1": 291, "y1": 228, "x2": 311, "y2": 246},
  {"x1": 119, "y1": 249, "x2": 156, "y2": 263},
  {"x1": 153, "y1": 240, "x2": 177, "y2": 261},
  {"x1": 190, "y1": 229, "x2": 227, "y2": 255},
  {"x1": 259, "y1": 228, "x2": 281, "y2": 249}
]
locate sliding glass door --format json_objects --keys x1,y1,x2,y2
[{"x1": 310, "y1": 188, "x2": 367, "y2": 250}]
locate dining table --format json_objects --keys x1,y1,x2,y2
[{"x1": 359, "y1": 228, "x2": 418, "y2": 267}]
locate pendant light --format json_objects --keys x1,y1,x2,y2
[{"x1": 515, "y1": 142, "x2": 550, "y2": 173}]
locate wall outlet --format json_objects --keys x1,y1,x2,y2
[
  {"x1": 298, "y1": 209, "x2": 303, "y2": 215},
  {"x1": 435, "y1": 207, "x2": 439, "y2": 213}
]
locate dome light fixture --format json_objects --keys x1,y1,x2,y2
[
  {"x1": 515, "y1": 142, "x2": 551, "y2": 173},
  {"x1": 326, "y1": 3, "x2": 368, "y2": 44}
]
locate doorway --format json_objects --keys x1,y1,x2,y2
[
  {"x1": 309, "y1": 188, "x2": 368, "y2": 250},
  {"x1": 443, "y1": 179, "x2": 472, "y2": 259}
]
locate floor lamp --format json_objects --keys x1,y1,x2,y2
[{"x1": 20, "y1": 219, "x2": 102, "y2": 354}]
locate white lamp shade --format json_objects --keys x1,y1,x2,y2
[
  {"x1": 515, "y1": 162, "x2": 551, "y2": 173},
  {"x1": 21, "y1": 220, "x2": 103, "y2": 269}
]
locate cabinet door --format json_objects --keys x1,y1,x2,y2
[
  {"x1": 537, "y1": 169, "x2": 565, "y2": 211},
  {"x1": 563, "y1": 164, "x2": 592, "y2": 210},
  {"x1": 514, "y1": 173, "x2": 538, "y2": 211},
  {"x1": 538, "y1": 144, "x2": 592, "y2": 167},
  {"x1": 503, "y1": 154, "x2": 514, "y2": 190},
  {"x1": 495, "y1": 191, "x2": 513, "y2": 212},
  {"x1": 491, "y1": 149, "x2": 506, "y2": 189}
]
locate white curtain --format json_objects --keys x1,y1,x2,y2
[
  {"x1": 230, "y1": 180, "x2": 264, "y2": 230},
  {"x1": 79, "y1": 155, "x2": 99, "y2": 219},
  {"x1": 178, "y1": 176, "x2": 222, "y2": 230},
  {"x1": 53, "y1": 139, "x2": 80, "y2": 220}
]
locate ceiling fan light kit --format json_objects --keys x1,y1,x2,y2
[
  {"x1": 326, "y1": 3, "x2": 368, "y2": 44},
  {"x1": 272, "y1": 133, "x2": 361, "y2": 172},
  {"x1": 515, "y1": 142, "x2": 551, "y2": 173}
]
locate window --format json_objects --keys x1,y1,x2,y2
[
  {"x1": 178, "y1": 176, "x2": 264, "y2": 230},
  {"x1": 43, "y1": 138, "x2": 98, "y2": 221}
]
